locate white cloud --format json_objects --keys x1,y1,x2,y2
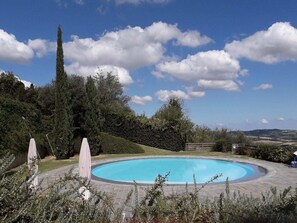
[
  {"x1": 261, "y1": 118, "x2": 269, "y2": 124},
  {"x1": 156, "y1": 50, "x2": 240, "y2": 81},
  {"x1": 239, "y1": 69, "x2": 249, "y2": 76},
  {"x1": 175, "y1": 30, "x2": 211, "y2": 47},
  {"x1": 225, "y1": 22, "x2": 297, "y2": 64},
  {"x1": 74, "y1": 0, "x2": 84, "y2": 5},
  {"x1": 21, "y1": 79, "x2": 32, "y2": 88},
  {"x1": 156, "y1": 89, "x2": 205, "y2": 102},
  {"x1": 97, "y1": 5, "x2": 108, "y2": 15},
  {"x1": 63, "y1": 22, "x2": 210, "y2": 75},
  {"x1": 55, "y1": 0, "x2": 68, "y2": 7},
  {"x1": 131, "y1": 95, "x2": 152, "y2": 105},
  {"x1": 28, "y1": 39, "x2": 56, "y2": 58},
  {"x1": 278, "y1": 117, "x2": 285, "y2": 121},
  {"x1": 65, "y1": 63, "x2": 133, "y2": 86},
  {"x1": 156, "y1": 50, "x2": 241, "y2": 91},
  {"x1": 198, "y1": 80, "x2": 239, "y2": 91},
  {"x1": 0, "y1": 29, "x2": 34, "y2": 63},
  {"x1": 113, "y1": 0, "x2": 170, "y2": 5},
  {"x1": 62, "y1": 22, "x2": 210, "y2": 84},
  {"x1": 254, "y1": 83, "x2": 273, "y2": 90}
]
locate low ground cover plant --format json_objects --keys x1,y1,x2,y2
[{"x1": 1, "y1": 154, "x2": 296, "y2": 223}]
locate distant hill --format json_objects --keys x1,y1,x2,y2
[{"x1": 242, "y1": 129, "x2": 297, "y2": 142}]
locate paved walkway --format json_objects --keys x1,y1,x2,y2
[{"x1": 40, "y1": 155, "x2": 297, "y2": 207}]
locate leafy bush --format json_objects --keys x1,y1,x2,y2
[
  {"x1": 131, "y1": 175, "x2": 297, "y2": 223},
  {"x1": 212, "y1": 139, "x2": 232, "y2": 152},
  {"x1": 0, "y1": 154, "x2": 296, "y2": 223},
  {"x1": 251, "y1": 144, "x2": 294, "y2": 163},
  {"x1": 101, "y1": 132, "x2": 144, "y2": 154},
  {"x1": 0, "y1": 154, "x2": 122, "y2": 222},
  {"x1": 235, "y1": 146, "x2": 252, "y2": 156}
]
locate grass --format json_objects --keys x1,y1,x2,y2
[{"x1": 39, "y1": 143, "x2": 249, "y2": 173}]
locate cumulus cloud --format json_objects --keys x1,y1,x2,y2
[
  {"x1": 198, "y1": 80, "x2": 239, "y2": 91},
  {"x1": 63, "y1": 22, "x2": 210, "y2": 74},
  {"x1": 156, "y1": 50, "x2": 241, "y2": 91},
  {"x1": 175, "y1": 30, "x2": 211, "y2": 47},
  {"x1": 278, "y1": 117, "x2": 285, "y2": 121},
  {"x1": 254, "y1": 83, "x2": 273, "y2": 90},
  {"x1": 62, "y1": 22, "x2": 210, "y2": 84},
  {"x1": 0, "y1": 29, "x2": 34, "y2": 63},
  {"x1": 113, "y1": 0, "x2": 170, "y2": 5},
  {"x1": 156, "y1": 89, "x2": 205, "y2": 102},
  {"x1": 225, "y1": 22, "x2": 297, "y2": 64},
  {"x1": 28, "y1": 39, "x2": 56, "y2": 58},
  {"x1": 156, "y1": 50, "x2": 240, "y2": 81},
  {"x1": 131, "y1": 95, "x2": 152, "y2": 105},
  {"x1": 65, "y1": 63, "x2": 133, "y2": 85},
  {"x1": 261, "y1": 118, "x2": 269, "y2": 124},
  {"x1": 74, "y1": 0, "x2": 84, "y2": 5},
  {"x1": 21, "y1": 79, "x2": 32, "y2": 88}
]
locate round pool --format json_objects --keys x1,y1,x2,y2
[{"x1": 91, "y1": 158, "x2": 267, "y2": 184}]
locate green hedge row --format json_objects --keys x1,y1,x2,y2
[
  {"x1": 0, "y1": 97, "x2": 48, "y2": 158},
  {"x1": 251, "y1": 144, "x2": 294, "y2": 164},
  {"x1": 101, "y1": 132, "x2": 144, "y2": 154},
  {"x1": 103, "y1": 114, "x2": 185, "y2": 151}
]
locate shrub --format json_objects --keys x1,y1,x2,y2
[
  {"x1": 1, "y1": 154, "x2": 297, "y2": 223},
  {"x1": 0, "y1": 154, "x2": 121, "y2": 223},
  {"x1": 251, "y1": 144, "x2": 293, "y2": 163},
  {"x1": 131, "y1": 175, "x2": 297, "y2": 223},
  {"x1": 212, "y1": 139, "x2": 232, "y2": 152},
  {"x1": 251, "y1": 144, "x2": 294, "y2": 163},
  {"x1": 101, "y1": 132, "x2": 144, "y2": 154},
  {"x1": 235, "y1": 146, "x2": 252, "y2": 156}
]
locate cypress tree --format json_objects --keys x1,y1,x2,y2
[
  {"x1": 84, "y1": 76, "x2": 102, "y2": 155},
  {"x1": 53, "y1": 25, "x2": 73, "y2": 159}
]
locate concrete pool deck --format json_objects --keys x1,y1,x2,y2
[{"x1": 40, "y1": 155, "x2": 297, "y2": 206}]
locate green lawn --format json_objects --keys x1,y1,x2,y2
[{"x1": 39, "y1": 144, "x2": 248, "y2": 173}]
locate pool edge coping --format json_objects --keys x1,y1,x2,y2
[{"x1": 90, "y1": 155, "x2": 272, "y2": 186}]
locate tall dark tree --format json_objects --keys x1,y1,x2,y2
[
  {"x1": 53, "y1": 26, "x2": 73, "y2": 159},
  {"x1": 84, "y1": 76, "x2": 102, "y2": 155},
  {"x1": 68, "y1": 75, "x2": 87, "y2": 142}
]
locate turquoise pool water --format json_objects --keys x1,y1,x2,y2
[{"x1": 91, "y1": 158, "x2": 266, "y2": 184}]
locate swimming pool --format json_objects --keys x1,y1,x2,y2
[{"x1": 91, "y1": 157, "x2": 267, "y2": 184}]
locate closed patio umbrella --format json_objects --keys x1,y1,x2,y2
[
  {"x1": 78, "y1": 138, "x2": 91, "y2": 200},
  {"x1": 27, "y1": 138, "x2": 38, "y2": 188}
]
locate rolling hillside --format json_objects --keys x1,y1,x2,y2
[{"x1": 243, "y1": 129, "x2": 297, "y2": 142}]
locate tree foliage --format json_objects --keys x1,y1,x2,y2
[
  {"x1": 53, "y1": 26, "x2": 73, "y2": 159},
  {"x1": 95, "y1": 72, "x2": 132, "y2": 117},
  {"x1": 153, "y1": 97, "x2": 194, "y2": 141},
  {"x1": 84, "y1": 76, "x2": 102, "y2": 155}
]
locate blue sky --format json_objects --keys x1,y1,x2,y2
[{"x1": 0, "y1": 0, "x2": 297, "y2": 130}]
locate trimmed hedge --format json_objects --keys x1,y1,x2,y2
[
  {"x1": 0, "y1": 97, "x2": 48, "y2": 158},
  {"x1": 101, "y1": 132, "x2": 144, "y2": 154},
  {"x1": 103, "y1": 114, "x2": 185, "y2": 151},
  {"x1": 251, "y1": 144, "x2": 294, "y2": 164}
]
